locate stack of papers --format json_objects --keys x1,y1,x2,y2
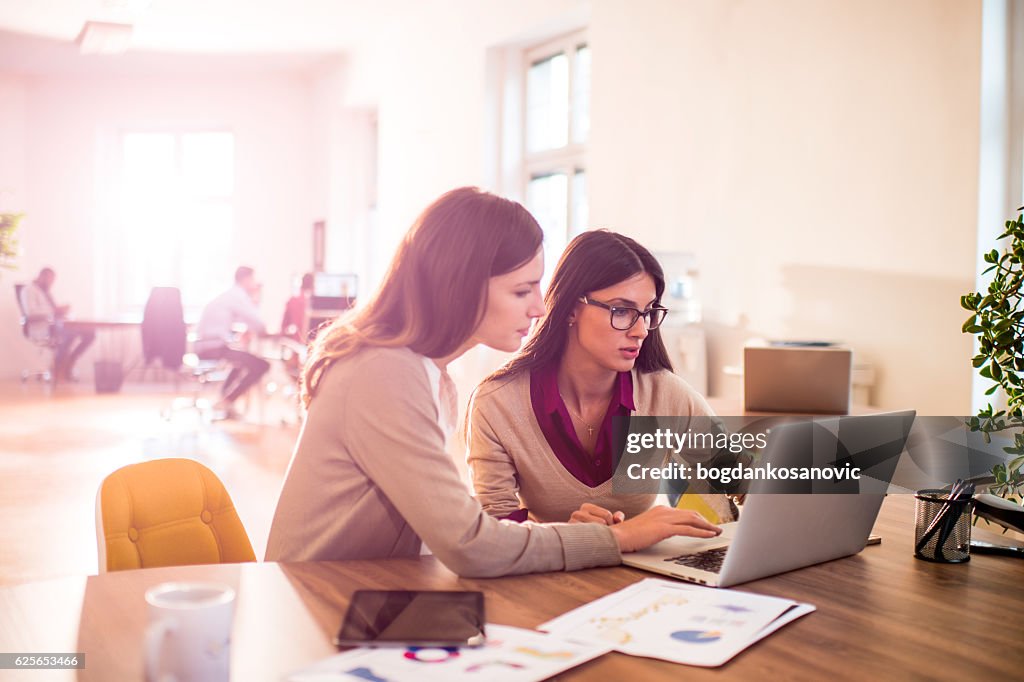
[
  {"x1": 287, "y1": 580, "x2": 814, "y2": 679},
  {"x1": 540, "y1": 578, "x2": 814, "y2": 667},
  {"x1": 286, "y1": 625, "x2": 610, "y2": 682}
]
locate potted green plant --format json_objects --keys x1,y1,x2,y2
[
  {"x1": 960, "y1": 205, "x2": 1024, "y2": 504},
  {"x1": 0, "y1": 210, "x2": 23, "y2": 273}
]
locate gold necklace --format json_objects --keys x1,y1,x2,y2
[{"x1": 560, "y1": 394, "x2": 597, "y2": 439}]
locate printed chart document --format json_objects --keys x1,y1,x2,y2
[
  {"x1": 285, "y1": 624, "x2": 611, "y2": 682},
  {"x1": 540, "y1": 578, "x2": 814, "y2": 667}
]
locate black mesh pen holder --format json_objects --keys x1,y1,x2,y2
[{"x1": 914, "y1": 489, "x2": 974, "y2": 563}]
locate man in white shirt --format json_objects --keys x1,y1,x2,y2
[
  {"x1": 19, "y1": 267, "x2": 95, "y2": 381},
  {"x1": 195, "y1": 266, "x2": 271, "y2": 416}
]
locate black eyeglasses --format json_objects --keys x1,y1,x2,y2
[{"x1": 579, "y1": 296, "x2": 669, "y2": 330}]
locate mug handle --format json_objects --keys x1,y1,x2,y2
[{"x1": 145, "y1": 617, "x2": 178, "y2": 682}]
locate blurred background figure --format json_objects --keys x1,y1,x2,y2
[
  {"x1": 281, "y1": 272, "x2": 313, "y2": 343},
  {"x1": 195, "y1": 266, "x2": 270, "y2": 418},
  {"x1": 19, "y1": 266, "x2": 95, "y2": 381},
  {"x1": 279, "y1": 272, "x2": 314, "y2": 380}
]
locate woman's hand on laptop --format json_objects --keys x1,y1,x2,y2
[
  {"x1": 569, "y1": 503, "x2": 626, "y2": 526},
  {"x1": 609, "y1": 507, "x2": 722, "y2": 553}
]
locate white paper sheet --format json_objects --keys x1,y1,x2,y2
[
  {"x1": 285, "y1": 624, "x2": 611, "y2": 682},
  {"x1": 540, "y1": 578, "x2": 815, "y2": 667}
]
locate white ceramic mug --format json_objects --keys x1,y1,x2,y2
[{"x1": 145, "y1": 582, "x2": 236, "y2": 682}]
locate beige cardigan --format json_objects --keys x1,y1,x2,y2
[
  {"x1": 467, "y1": 368, "x2": 735, "y2": 523},
  {"x1": 265, "y1": 346, "x2": 621, "y2": 577}
]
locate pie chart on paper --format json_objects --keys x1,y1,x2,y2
[{"x1": 670, "y1": 630, "x2": 723, "y2": 644}]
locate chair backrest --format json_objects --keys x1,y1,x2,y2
[
  {"x1": 96, "y1": 458, "x2": 256, "y2": 572},
  {"x1": 13, "y1": 282, "x2": 54, "y2": 345},
  {"x1": 13, "y1": 283, "x2": 27, "y2": 338},
  {"x1": 141, "y1": 287, "x2": 187, "y2": 370}
]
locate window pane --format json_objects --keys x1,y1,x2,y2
[
  {"x1": 527, "y1": 172, "x2": 568, "y2": 237},
  {"x1": 571, "y1": 169, "x2": 588, "y2": 236},
  {"x1": 572, "y1": 44, "x2": 591, "y2": 144},
  {"x1": 527, "y1": 53, "x2": 569, "y2": 153},
  {"x1": 123, "y1": 133, "x2": 175, "y2": 193},
  {"x1": 121, "y1": 133, "x2": 178, "y2": 304},
  {"x1": 114, "y1": 131, "x2": 235, "y2": 312},
  {"x1": 180, "y1": 201, "x2": 234, "y2": 307},
  {"x1": 526, "y1": 172, "x2": 568, "y2": 286},
  {"x1": 182, "y1": 132, "x2": 234, "y2": 197}
]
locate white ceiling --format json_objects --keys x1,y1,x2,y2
[
  {"x1": 0, "y1": 29, "x2": 342, "y2": 76},
  {"x1": 0, "y1": 0, "x2": 401, "y2": 52},
  {"x1": 0, "y1": 0, "x2": 586, "y2": 51},
  {"x1": 0, "y1": 0, "x2": 588, "y2": 75},
  {"x1": 0, "y1": 0, "x2": 383, "y2": 75}
]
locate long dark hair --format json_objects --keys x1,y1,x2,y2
[
  {"x1": 486, "y1": 229, "x2": 673, "y2": 384},
  {"x1": 303, "y1": 187, "x2": 543, "y2": 405}
]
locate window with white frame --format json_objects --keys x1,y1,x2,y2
[
  {"x1": 106, "y1": 131, "x2": 235, "y2": 314},
  {"x1": 522, "y1": 31, "x2": 590, "y2": 274}
]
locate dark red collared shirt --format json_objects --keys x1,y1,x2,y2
[{"x1": 531, "y1": 363, "x2": 635, "y2": 487}]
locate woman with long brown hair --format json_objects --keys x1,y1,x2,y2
[
  {"x1": 468, "y1": 230, "x2": 736, "y2": 527},
  {"x1": 266, "y1": 189, "x2": 720, "y2": 577}
]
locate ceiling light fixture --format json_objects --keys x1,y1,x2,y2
[{"x1": 76, "y1": 21, "x2": 134, "y2": 55}]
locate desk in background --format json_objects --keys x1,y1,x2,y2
[
  {"x1": 706, "y1": 396, "x2": 879, "y2": 416},
  {"x1": 63, "y1": 317, "x2": 142, "y2": 392},
  {"x1": 0, "y1": 496, "x2": 1020, "y2": 681}
]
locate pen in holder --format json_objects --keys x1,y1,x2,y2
[{"x1": 914, "y1": 484, "x2": 975, "y2": 563}]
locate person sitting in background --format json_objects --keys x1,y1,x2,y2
[
  {"x1": 279, "y1": 272, "x2": 314, "y2": 377},
  {"x1": 19, "y1": 266, "x2": 95, "y2": 381},
  {"x1": 281, "y1": 272, "x2": 314, "y2": 342},
  {"x1": 195, "y1": 266, "x2": 271, "y2": 418}
]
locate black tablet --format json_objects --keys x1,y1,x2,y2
[{"x1": 334, "y1": 590, "x2": 486, "y2": 648}]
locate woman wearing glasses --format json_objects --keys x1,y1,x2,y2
[
  {"x1": 468, "y1": 230, "x2": 736, "y2": 526},
  {"x1": 266, "y1": 190, "x2": 720, "y2": 577}
]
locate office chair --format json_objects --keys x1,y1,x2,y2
[
  {"x1": 13, "y1": 283, "x2": 58, "y2": 384},
  {"x1": 95, "y1": 458, "x2": 256, "y2": 572},
  {"x1": 135, "y1": 286, "x2": 228, "y2": 415},
  {"x1": 140, "y1": 286, "x2": 187, "y2": 376}
]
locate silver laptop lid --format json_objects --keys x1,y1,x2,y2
[{"x1": 716, "y1": 410, "x2": 916, "y2": 586}]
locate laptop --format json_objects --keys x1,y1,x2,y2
[
  {"x1": 623, "y1": 411, "x2": 915, "y2": 587},
  {"x1": 744, "y1": 345, "x2": 852, "y2": 414}
]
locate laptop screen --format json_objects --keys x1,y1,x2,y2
[{"x1": 311, "y1": 273, "x2": 355, "y2": 311}]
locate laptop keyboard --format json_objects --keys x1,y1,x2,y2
[{"x1": 665, "y1": 546, "x2": 728, "y2": 573}]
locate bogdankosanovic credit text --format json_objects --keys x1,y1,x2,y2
[{"x1": 625, "y1": 462, "x2": 862, "y2": 485}]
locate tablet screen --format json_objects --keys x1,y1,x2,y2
[{"x1": 334, "y1": 590, "x2": 486, "y2": 648}]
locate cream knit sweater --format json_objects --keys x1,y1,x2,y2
[
  {"x1": 265, "y1": 346, "x2": 621, "y2": 577},
  {"x1": 467, "y1": 368, "x2": 736, "y2": 523}
]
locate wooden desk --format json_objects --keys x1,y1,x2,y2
[{"x1": 1, "y1": 496, "x2": 1020, "y2": 681}]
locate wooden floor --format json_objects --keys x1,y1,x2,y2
[{"x1": 0, "y1": 378, "x2": 300, "y2": 587}]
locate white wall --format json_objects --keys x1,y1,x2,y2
[
  {"x1": 0, "y1": 68, "x2": 317, "y2": 379},
  {"x1": 585, "y1": 0, "x2": 981, "y2": 415}
]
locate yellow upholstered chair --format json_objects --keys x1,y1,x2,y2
[{"x1": 96, "y1": 458, "x2": 256, "y2": 572}]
